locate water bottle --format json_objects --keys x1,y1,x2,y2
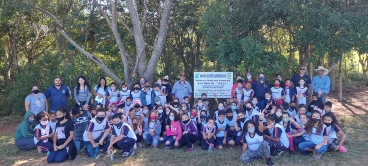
[
  {"x1": 94, "y1": 146, "x2": 100, "y2": 158},
  {"x1": 133, "y1": 143, "x2": 137, "y2": 149},
  {"x1": 46, "y1": 151, "x2": 50, "y2": 156},
  {"x1": 66, "y1": 147, "x2": 71, "y2": 159},
  {"x1": 208, "y1": 143, "x2": 213, "y2": 152},
  {"x1": 110, "y1": 153, "x2": 114, "y2": 161}
]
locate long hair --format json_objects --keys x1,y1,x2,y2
[
  {"x1": 56, "y1": 106, "x2": 71, "y2": 120},
  {"x1": 97, "y1": 77, "x2": 108, "y2": 91},
  {"x1": 323, "y1": 112, "x2": 339, "y2": 125},
  {"x1": 243, "y1": 120, "x2": 262, "y2": 136},
  {"x1": 307, "y1": 111, "x2": 323, "y2": 135},
  {"x1": 35, "y1": 111, "x2": 50, "y2": 124},
  {"x1": 76, "y1": 76, "x2": 90, "y2": 95},
  {"x1": 167, "y1": 110, "x2": 179, "y2": 126}
]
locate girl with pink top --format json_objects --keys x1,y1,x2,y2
[{"x1": 159, "y1": 111, "x2": 182, "y2": 148}]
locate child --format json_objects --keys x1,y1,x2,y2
[
  {"x1": 212, "y1": 102, "x2": 225, "y2": 120},
  {"x1": 289, "y1": 101, "x2": 298, "y2": 116},
  {"x1": 48, "y1": 112, "x2": 58, "y2": 132},
  {"x1": 291, "y1": 113, "x2": 310, "y2": 147},
  {"x1": 322, "y1": 101, "x2": 334, "y2": 116},
  {"x1": 240, "y1": 111, "x2": 275, "y2": 166},
  {"x1": 143, "y1": 111, "x2": 161, "y2": 148},
  {"x1": 294, "y1": 105, "x2": 307, "y2": 124},
  {"x1": 215, "y1": 111, "x2": 228, "y2": 150},
  {"x1": 47, "y1": 107, "x2": 77, "y2": 163},
  {"x1": 200, "y1": 118, "x2": 216, "y2": 151},
  {"x1": 230, "y1": 101, "x2": 239, "y2": 113},
  {"x1": 275, "y1": 107, "x2": 283, "y2": 123},
  {"x1": 118, "y1": 82, "x2": 130, "y2": 106},
  {"x1": 108, "y1": 114, "x2": 136, "y2": 159},
  {"x1": 279, "y1": 112, "x2": 301, "y2": 155},
  {"x1": 264, "y1": 114, "x2": 290, "y2": 156},
  {"x1": 180, "y1": 103, "x2": 190, "y2": 117},
  {"x1": 153, "y1": 83, "x2": 167, "y2": 106},
  {"x1": 130, "y1": 83, "x2": 146, "y2": 106},
  {"x1": 307, "y1": 94, "x2": 324, "y2": 115},
  {"x1": 90, "y1": 107, "x2": 97, "y2": 118},
  {"x1": 296, "y1": 78, "x2": 308, "y2": 105},
  {"x1": 130, "y1": 117, "x2": 143, "y2": 148},
  {"x1": 233, "y1": 80, "x2": 245, "y2": 103},
  {"x1": 243, "y1": 82, "x2": 254, "y2": 104},
  {"x1": 179, "y1": 114, "x2": 198, "y2": 152},
  {"x1": 251, "y1": 98, "x2": 260, "y2": 111},
  {"x1": 34, "y1": 112, "x2": 54, "y2": 153},
  {"x1": 183, "y1": 96, "x2": 191, "y2": 109},
  {"x1": 159, "y1": 111, "x2": 182, "y2": 148},
  {"x1": 293, "y1": 111, "x2": 329, "y2": 159},
  {"x1": 83, "y1": 108, "x2": 111, "y2": 158},
  {"x1": 123, "y1": 97, "x2": 133, "y2": 114},
  {"x1": 270, "y1": 79, "x2": 286, "y2": 106},
  {"x1": 323, "y1": 112, "x2": 347, "y2": 152},
  {"x1": 190, "y1": 108, "x2": 199, "y2": 125},
  {"x1": 282, "y1": 102, "x2": 296, "y2": 117},
  {"x1": 71, "y1": 106, "x2": 91, "y2": 151},
  {"x1": 234, "y1": 111, "x2": 247, "y2": 145},
  {"x1": 224, "y1": 108, "x2": 236, "y2": 146},
  {"x1": 283, "y1": 79, "x2": 295, "y2": 104},
  {"x1": 108, "y1": 82, "x2": 121, "y2": 105},
  {"x1": 263, "y1": 92, "x2": 276, "y2": 110},
  {"x1": 14, "y1": 111, "x2": 36, "y2": 151}
]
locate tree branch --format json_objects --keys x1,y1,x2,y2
[{"x1": 117, "y1": 12, "x2": 133, "y2": 34}]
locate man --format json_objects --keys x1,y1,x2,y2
[
  {"x1": 312, "y1": 66, "x2": 330, "y2": 104},
  {"x1": 45, "y1": 76, "x2": 71, "y2": 113},
  {"x1": 231, "y1": 75, "x2": 244, "y2": 99},
  {"x1": 290, "y1": 65, "x2": 312, "y2": 92},
  {"x1": 172, "y1": 72, "x2": 193, "y2": 103}
]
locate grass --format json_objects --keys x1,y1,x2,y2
[{"x1": 1, "y1": 114, "x2": 367, "y2": 166}]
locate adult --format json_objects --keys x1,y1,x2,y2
[
  {"x1": 312, "y1": 66, "x2": 331, "y2": 104},
  {"x1": 253, "y1": 73, "x2": 270, "y2": 110},
  {"x1": 272, "y1": 74, "x2": 285, "y2": 88},
  {"x1": 14, "y1": 111, "x2": 37, "y2": 151},
  {"x1": 172, "y1": 72, "x2": 193, "y2": 103},
  {"x1": 25, "y1": 85, "x2": 48, "y2": 115},
  {"x1": 245, "y1": 71, "x2": 256, "y2": 86},
  {"x1": 161, "y1": 75, "x2": 172, "y2": 103},
  {"x1": 74, "y1": 76, "x2": 91, "y2": 108},
  {"x1": 92, "y1": 77, "x2": 111, "y2": 106},
  {"x1": 231, "y1": 75, "x2": 244, "y2": 99},
  {"x1": 290, "y1": 65, "x2": 312, "y2": 91},
  {"x1": 45, "y1": 76, "x2": 71, "y2": 113}
]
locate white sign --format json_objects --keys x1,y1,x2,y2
[{"x1": 193, "y1": 72, "x2": 233, "y2": 98}]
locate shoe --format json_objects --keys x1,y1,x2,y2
[
  {"x1": 165, "y1": 146, "x2": 172, "y2": 149},
  {"x1": 266, "y1": 157, "x2": 275, "y2": 166},
  {"x1": 190, "y1": 143, "x2": 193, "y2": 150},
  {"x1": 312, "y1": 155, "x2": 321, "y2": 160},
  {"x1": 277, "y1": 150, "x2": 284, "y2": 156},
  {"x1": 289, "y1": 150, "x2": 296, "y2": 155},
  {"x1": 185, "y1": 148, "x2": 192, "y2": 152},
  {"x1": 100, "y1": 151, "x2": 107, "y2": 156},
  {"x1": 146, "y1": 144, "x2": 151, "y2": 148},
  {"x1": 123, "y1": 149, "x2": 134, "y2": 159},
  {"x1": 339, "y1": 146, "x2": 347, "y2": 153}
]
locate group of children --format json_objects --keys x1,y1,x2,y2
[{"x1": 14, "y1": 81, "x2": 347, "y2": 166}]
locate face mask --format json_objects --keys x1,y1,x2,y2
[
  {"x1": 166, "y1": 111, "x2": 170, "y2": 115},
  {"x1": 312, "y1": 118, "x2": 319, "y2": 123},
  {"x1": 218, "y1": 107, "x2": 224, "y2": 110},
  {"x1": 219, "y1": 119, "x2": 224, "y2": 123},
  {"x1": 227, "y1": 116, "x2": 233, "y2": 120},
  {"x1": 158, "y1": 109, "x2": 163, "y2": 114},
  {"x1": 114, "y1": 122, "x2": 123, "y2": 128},
  {"x1": 285, "y1": 83, "x2": 290, "y2": 87},
  {"x1": 112, "y1": 108, "x2": 117, "y2": 111},
  {"x1": 197, "y1": 103, "x2": 203, "y2": 107},
  {"x1": 163, "y1": 79, "x2": 168, "y2": 82},
  {"x1": 150, "y1": 115, "x2": 157, "y2": 120},
  {"x1": 122, "y1": 88, "x2": 127, "y2": 91},
  {"x1": 134, "y1": 105, "x2": 140, "y2": 109},
  {"x1": 140, "y1": 81, "x2": 145, "y2": 85},
  {"x1": 29, "y1": 118, "x2": 34, "y2": 123},
  {"x1": 276, "y1": 112, "x2": 282, "y2": 117},
  {"x1": 183, "y1": 100, "x2": 189, "y2": 104},
  {"x1": 282, "y1": 118, "x2": 289, "y2": 122},
  {"x1": 134, "y1": 87, "x2": 140, "y2": 90},
  {"x1": 248, "y1": 127, "x2": 255, "y2": 133},
  {"x1": 200, "y1": 115, "x2": 207, "y2": 119},
  {"x1": 252, "y1": 101, "x2": 258, "y2": 105},
  {"x1": 246, "y1": 107, "x2": 252, "y2": 111},
  {"x1": 259, "y1": 77, "x2": 265, "y2": 81},
  {"x1": 126, "y1": 102, "x2": 131, "y2": 106},
  {"x1": 247, "y1": 75, "x2": 251, "y2": 79},
  {"x1": 299, "y1": 82, "x2": 305, "y2": 86},
  {"x1": 169, "y1": 116, "x2": 175, "y2": 121},
  {"x1": 182, "y1": 107, "x2": 187, "y2": 111},
  {"x1": 274, "y1": 83, "x2": 280, "y2": 87},
  {"x1": 96, "y1": 117, "x2": 105, "y2": 122},
  {"x1": 324, "y1": 123, "x2": 332, "y2": 127},
  {"x1": 278, "y1": 78, "x2": 282, "y2": 81},
  {"x1": 173, "y1": 102, "x2": 179, "y2": 105},
  {"x1": 40, "y1": 120, "x2": 48, "y2": 125},
  {"x1": 191, "y1": 112, "x2": 197, "y2": 117},
  {"x1": 32, "y1": 90, "x2": 39, "y2": 94},
  {"x1": 157, "y1": 81, "x2": 162, "y2": 85},
  {"x1": 111, "y1": 87, "x2": 116, "y2": 91},
  {"x1": 56, "y1": 117, "x2": 64, "y2": 122},
  {"x1": 133, "y1": 123, "x2": 138, "y2": 128},
  {"x1": 202, "y1": 98, "x2": 207, "y2": 102},
  {"x1": 238, "y1": 117, "x2": 246, "y2": 122},
  {"x1": 238, "y1": 86, "x2": 242, "y2": 89},
  {"x1": 155, "y1": 101, "x2": 161, "y2": 105},
  {"x1": 266, "y1": 97, "x2": 270, "y2": 100},
  {"x1": 290, "y1": 106, "x2": 296, "y2": 110},
  {"x1": 182, "y1": 119, "x2": 190, "y2": 124},
  {"x1": 231, "y1": 106, "x2": 237, "y2": 110},
  {"x1": 143, "y1": 109, "x2": 149, "y2": 114}
]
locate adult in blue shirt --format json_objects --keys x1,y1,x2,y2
[
  {"x1": 172, "y1": 72, "x2": 193, "y2": 103},
  {"x1": 290, "y1": 65, "x2": 312, "y2": 91},
  {"x1": 45, "y1": 76, "x2": 71, "y2": 113},
  {"x1": 312, "y1": 66, "x2": 330, "y2": 104},
  {"x1": 252, "y1": 73, "x2": 270, "y2": 110},
  {"x1": 25, "y1": 85, "x2": 48, "y2": 115}
]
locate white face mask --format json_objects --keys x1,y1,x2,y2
[
  {"x1": 158, "y1": 109, "x2": 163, "y2": 114},
  {"x1": 122, "y1": 88, "x2": 127, "y2": 91},
  {"x1": 276, "y1": 112, "x2": 282, "y2": 117},
  {"x1": 155, "y1": 101, "x2": 161, "y2": 105},
  {"x1": 111, "y1": 87, "x2": 116, "y2": 91},
  {"x1": 40, "y1": 120, "x2": 49, "y2": 125},
  {"x1": 247, "y1": 75, "x2": 251, "y2": 79},
  {"x1": 299, "y1": 82, "x2": 305, "y2": 86}
]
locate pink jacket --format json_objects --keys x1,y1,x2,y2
[{"x1": 166, "y1": 121, "x2": 182, "y2": 141}]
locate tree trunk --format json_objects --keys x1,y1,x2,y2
[
  {"x1": 338, "y1": 55, "x2": 343, "y2": 102},
  {"x1": 328, "y1": 53, "x2": 336, "y2": 91}
]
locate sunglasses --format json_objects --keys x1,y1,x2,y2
[{"x1": 300, "y1": 68, "x2": 306, "y2": 70}]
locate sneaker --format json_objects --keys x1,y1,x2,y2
[
  {"x1": 146, "y1": 144, "x2": 151, "y2": 148},
  {"x1": 277, "y1": 150, "x2": 284, "y2": 156},
  {"x1": 123, "y1": 149, "x2": 134, "y2": 159},
  {"x1": 289, "y1": 150, "x2": 296, "y2": 155},
  {"x1": 185, "y1": 148, "x2": 192, "y2": 152},
  {"x1": 339, "y1": 146, "x2": 347, "y2": 153},
  {"x1": 208, "y1": 143, "x2": 213, "y2": 152},
  {"x1": 266, "y1": 157, "x2": 275, "y2": 166},
  {"x1": 100, "y1": 151, "x2": 107, "y2": 156},
  {"x1": 312, "y1": 155, "x2": 321, "y2": 160},
  {"x1": 165, "y1": 146, "x2": 172, "y2": 149},
  {"x1": 190, "y1": 143, "x2": 193, "y2": 150}
]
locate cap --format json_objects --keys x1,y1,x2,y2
[{"x1": 180, "y1": 72, "x2": 186, "y2": 77}]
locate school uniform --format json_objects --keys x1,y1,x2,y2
[
  {"x1": 225, "y1": 115, "x2": 236, "y2": 139},
  {"x1": 240, "y1": 132, "x2": 271, "y2": 164},
  {"x1": 265, "y1": 123, "x2": 290, "y2": 155},
  {"x1": 200, "y1": 124, "x2": 216, "y2": 150},
  {"x1": 245, "y1": 109, "x2": 260, "y2": 122},
  {"x1": 234, "y1": 88, "x2": 245, "y2": 101},
  {"x1": 83, "y1": 118, "x2": 111, "y2": 158},
  {"x1": 234, "y1": 119, "x2": 248, "y2": 144},
  {"x1": 111, "y1": 123, "x2": 137, "y2": 153},
  {"x1": 153, "y1": 87, "x2": 167, "y2": 106},
  {"x1": 283, "y1": 87, "x2": 296, "y2": 104},
  {"x1": 130, "y1": 90, "x2": 147, "y2": 106},
  {"x1": 215, "y1": 119, "x2": 229, "y2": 146},
  {"x1": 253, "y1": 82, "x2": 270, "y2": 110},
  {"x1": 33, "y1": 124, "x2": 53, "y2": 152},
  {"x1": 108, "y1": 91, "x2": 120, "y2": 104},
  {"x1": 132, "y1": 126, "x2": 143, "y2": 143},
  {"x1": 119, "y1": 90, "x2": 131, "y2": 103},
  {"x1": 278, "y1": 121, "x2": 297, "y2": 152},
  {"x1": 243, "y1": 89, "x2": 254, "y2": 103},
  {"x1": 322, "y1": 110, "x2": 334, "y2": 117},
  {"x1": 298, "y1": 125, "x2": 329, "y2": 155},
  {"x1": 326, "y1": 123, "x2": 341, "y2": 149},
  {"x1": 307, "y1": 98, "x2": 324, "y2": 114},
  {"x1": 270, "y1": 87, "x2": 285, "y2": 106},
  {"x1": 142, "y1": 120, "x2": 161, "y2": 147},
  {"x1": 93, "y1": 85, "x2": 111, "y2": 106},
  {"x1": 296, "y1": 86, "x2": 308, "y2": 105},
  {"x1": 48, "y1": 121, "x2": 57, "y2": 132},
  {"x1": 286, "y1": 108, "x2": 297, "y2": 117}
]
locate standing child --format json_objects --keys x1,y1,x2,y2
[
  {"x1": 179, "y1": 114, "x2": 198, "y2": 152},
  {"x1": 323, "y1": 112, "x2": 347, "y2": 152},
  {"x1": 108, "y1": 114, "x2": 136, "y2": 159},
  {"x1": 118, "y1": 82, "x2": 131, "y2": 106},
  {"x1": 270, "y1": 79, "x2": 286, "y2": 106},
  {"x1": 159, "y1": 111, "x2": 182, "y2": 148},
  {"x1": 283, "y1": 79, "x2": 295, "y2": 104},
  {"x1": 143, "y1": 111, "x2": 161, "y2": 148},
  {"x1": 233, "y1": 80, "x2": 245, "y2": 103},
  {"x1": 200, "y1": 118, "x2": 216, "y2": 151},
  {"x1": 34, "y1": 112, "x2": 54, "y2": 153},
  {"x1": 108, "y1": 82, "x2": 121, "y2": 105},
  {"x1": 190, "y1": 108, "x2": 199, "y2": 125},
  {"x1": 243, "y1": 82, "x2": 254, "y2": 104},
  {"x1": 296, "y1": 78, "x2": 308, "y2": 105}
]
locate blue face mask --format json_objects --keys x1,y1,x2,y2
[
  {"x1": 231, "y1": 106, "x2": 237, "y2": 110},
  {"x1": 259, "y1": 77, "x2": 265, "y2": 81},
  {"x1": 248, "y1": 127, "x2": 255, "y2": 133},
  {"x1": 126, "y1": 102, "x2": 131, "y2": 106},
  {"x1": 169, "y1": 116, "x2": 175, "y2": 121}
]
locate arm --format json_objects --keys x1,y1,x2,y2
[
  {"x1": 213, "y1": 92, "x2": 219, "y2": 104},
  {"x1": 99, "y1": 127, "x2": 111, "y2": 145},
  {"x1": 207, "y1": 128, "x2": 216, "y2": 139},
  {"x1": 290, "y1": 118, "x2": 301, "y2": 129},
  {"x1": 242, "y1": 143, "x2": 248, "y2": 153},
  {"x1": 175, "y1": 123, "x2": 183, "y2": 141},
  {"x1": 171, "y1": 83, "x2": 177, "y2": 100},
  {"x1": 336, "y1": 130, "x2": 346, "y2": 149},
  {"x1": 110, "y1": 133, "x2": 125, "y2": 145},
  {"x1": 234, "y1": 121, "x2": 241, "y2": 131},
  {"x1": 25, "y1": 102, "x2": 30, "y2": 112},
  {"x1": 45, "y1": 98, "x2": 48, "y2": 112},
  {"x1": 60, "y1": 131, "x2": 74, "y2": 149},
  {"x1": 86, "y1": 87, "x2": 91, "y2": 104},
  {"x1": 279, "y1": 89, "x2": 286, "y2": 100},
  {"x1": 188, "y1": 83, "x2": 193, "y2": 101},
  {"x1": 288, "y1": 129, "x2": 306, "y2": 137},
  {"x1": 87, "y1": 131, "x2": 97, "y2": 145}
]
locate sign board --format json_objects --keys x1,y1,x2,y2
[{"x1": 193, "y1": 72, "x2": 233, "y2": 98}]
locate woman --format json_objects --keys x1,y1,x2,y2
[
  {"x1": 25, "y1": 85, "x2": 48, "y2": 115},
  {"x1": 253, "y1": 73, "x2": 270, "y2": 110},
  {"x1": 74, "y1": 76, "x2": 91, "y2": 108},
  {"x1": 93, "y1": 77, "x2": 111, "y2": 107},
  {"x1": 161, "y1": 75, "x2": 172, "y2": 102}
]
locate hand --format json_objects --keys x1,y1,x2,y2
[
  {"x1": 287, "y1": 134, "x2": 292, "y2": 138},
  {"x1": 53, "y1": 145, "x2": 58, "y2": 151},
  {"x1": 57, "y1": 144, "x2": 65, "y2": 149},
  {"x1": 166, "y1": 125, "x2": 170, "y2": 129},
  {"x1": 212, "y1": 92, "x2": 216, "y2": 96},
  {"x1": 137, "y1": 125, "x2": 142, "y2": 132},
  {"x1": 93, "y1": 143, "x2": 99, "y2": 148},
  {"x1": 315, "y1": 144, "x2": 321, "y2": 150},
  {"x1": 222, "y1": 139, "x2": 226, "y2": 145},
  {"x1": 220, "y1": 127, "x2": 225, "y2": 131},
  {"x1": 174, "y1": 141, "x2": 179, "y2": 147},
  {"x1": 98, "y1": 139, "x2": 104, "y2": 145},
  {"x1": 270, "y1": 109, "x2": 275, "y2": 114},
  {"x1": 259, "y1": 110, "x2": 265, "y2": 120},
  {"x1": 183, "y1": 131, "x2": 188, "y2": 134},
  {"x1": 173, "y1": 136, "x2": 177, "y2": 140},
  {"x1": 98, "y1": 93, "x2": 103, "y2": 98}
]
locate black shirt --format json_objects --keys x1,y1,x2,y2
[
  {"x1": 162, "y1": 82, "x2": 172, "y2": 102},
  {"x1": 55, "y1": 119, "x2": 74, "y2": 145}
]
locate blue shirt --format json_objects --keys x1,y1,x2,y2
[
  {"x1": 45, "y1": 85, "x2": 71, "y2": 111},
  {"x1": 312, "y1": 75, "x2": 330, "y2": 93},
  {"x1": 172, "y1": 81, "x2": 193, "y2": 103},
  {"x1": 25, "y1": 93, "x2": 47, "y2": 115},
  {"x1": 290, "y1": 74, "x2": 311, "y2": 88}
]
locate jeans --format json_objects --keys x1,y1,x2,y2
[
  {"x1": 298, "y1": 141, "x2": 328, "y2": 155},
  {"x1": 47, "y1": 148, "x2": 67, "y2": 163},
  {"x1": 200, "y1": 137, "x2": 215, "y2": 150},
  {"x1": 159, "y1": 135, "x2": 176, "y2": 147},
  {"x1": 265, "y1": 138, "x2": 288, "y2": 155},
  {"x1": 36, "y1": 140, "x2": 53, "y2": 152},
  {"x1": 84, "y1": 134, "x2": 111, "y2": 157},
  {"x1": 15, "y1": 137, "x2": 36, "y2": 151},
  {"x1": 74, "y1": 140, "x2": 84, "y2": 152},
  {"x1": 143, "y1": 132, "x2": 159, "y2": 147},
  {"x1": 114, "y1": 137, "x2": 136, "y2": 153}
]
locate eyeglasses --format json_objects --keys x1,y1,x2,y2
[{"x1": 300, "y1": 68, "x2": 306, "y2": 70}]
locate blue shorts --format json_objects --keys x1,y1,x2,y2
[{"x1": 215, "y1": 136, "x2": 233, "y2": 146}]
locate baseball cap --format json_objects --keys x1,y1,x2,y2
[{"x1": 180, "y1": 72, "x2": 185, "y2": 77}]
